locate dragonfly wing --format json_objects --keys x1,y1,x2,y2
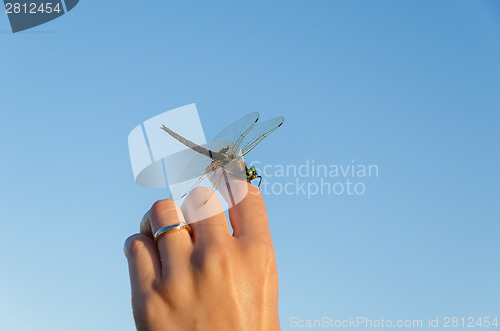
[
  {"x1": 170, "y1": 152, "x2": 212, "y2": 183},
  {"x1": 222, "y1": 156, "x2": 247, "y2": 181},
  {"x1": 210, "y1": 112, "x2": 259, "y2": 155},
  {"x1": 168, "y1": 152, "x2": 213, "y2": 200},
  {"x1": 171, "y1": 164, "x2": 224, "y2": 202},
  {"x1": 208, "y1": 164, "x2": 248, "y2": 208},
  {"x1": 171, "y1": 174, "x2": 208, "y2": 200},
  {"x1": 169, "y1": 154, "x2": 246, "y2": 201},
  {"x1": 168, "y1": 113, "x2": 282, "y2": 201},
  {"x1": 199, "y1": 171, "x2": 225, "y2": 206},
  {"x1": 240, "y1": 116, "x2": 285, "y2": 156},
  {"x1": 180, "y1": 169, "x2": 246, "y2": 218}
]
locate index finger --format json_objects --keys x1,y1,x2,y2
[{"x1": 228, "y1": 183, "x2": 271, "y2": 240}]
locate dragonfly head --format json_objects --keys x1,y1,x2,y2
[{"x1": 246, "y1": 166, "x2": 258, "y2": 181}]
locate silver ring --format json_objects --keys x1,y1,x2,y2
[{"x1": 154, "y1": 222, "x2": 192, "y2": 243}]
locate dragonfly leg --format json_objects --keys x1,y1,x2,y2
[{"x1": 256, "y1": 176, "x2": 263, "y2": 189}]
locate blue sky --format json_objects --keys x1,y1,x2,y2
[{"x1": 1, "y1": 1, "x2": 499, "y2": 330}]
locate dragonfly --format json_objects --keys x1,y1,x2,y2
[{"x1": 160, "y1": 112, "x2": 284, "y2": 204}]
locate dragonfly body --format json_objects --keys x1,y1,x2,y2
[
  {"x1": 161, "y1": 113, "x2": 284, "y2": 200},
  {"x1": 211, "y1": 154, "x2": 262, "y2": 186},
  {"x1": 162, "y1": 130, "x2": 259, "y2": 185}
]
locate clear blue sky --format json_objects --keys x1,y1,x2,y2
[{"x1": 1, "y1": 1, "x2": 499, "y2": 330}]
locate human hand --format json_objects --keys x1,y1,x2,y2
[{"x1": 124, "y1": 184, "x2": 280, "y2": 331}]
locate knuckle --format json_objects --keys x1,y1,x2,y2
[
  {"x1": 157, "y1": 278, "x2": 176, "y2": 296},
  {"x1": 127, "y1": 238, "x2": 145, "y2": 252},
  {"x1": 190, "y1": 186, "x2": 213, "y2": 196},
  {"x1": 156, "y1": 278, "x2": 190, "y2": 308},
  {"x1": 150, "y1": 199, "x2": 176, "y2": 215},
  {"x1": 192, "y1": 241, "x2": 233, "y2": 271},
  {"x1": 124, "y1": 235, "x2": 149, "y2": 256},
  {"x1": 247, "y1": 236, "x2": 276, "y2": 261},
  {"x1": 132, "y1": 295, "x2": 164, "y2": 320},
  {"x1": 207, "y1": 241, "x2": 232, "y2": 259},
  {"x1": 186, "y1": 186, "x2": 214, "y2": 202},
  {"x1": 206, "y1": 243, "x2": 234, "y2": 272},
  {"x1": 247, "y1": 183, "x2": 261, "y2": 195}
]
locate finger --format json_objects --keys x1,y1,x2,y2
[
  {"x1": 140, "y1": 200, "x2": 193, "y2": 278},
  {"x1": 181, "y1": 187, "x2": 230, "y2": 243},
  {"x1": 124, "y1": 234, "x2": 161, "y2": 295},
  {"x1": 228, "y1": 183, "x2": 270, "y2": 239},
  {"x1": 208, "y1": 165, "x2": 249, "y2": 209},
  {"x1": 205, "y1": 167, "x2": 252, "y2": 235}
]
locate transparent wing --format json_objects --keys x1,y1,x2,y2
[
  {"x1": 171, "y1": 165, "x2": 233, "y2": 203},
  {"x1": 168, "y1": 112, "x2": 258, "y2": 200},
  {"x1": 221, "y1": 156, "x2": 247, "y2": 181},
  {"x1": 206, "y1": 161, "x2": 247, "y2": 207},
  {"x1": 168, "y1": 113, "x2": 282, "y2": 201},
  {"x1": 171, "y1": 157, "x2": 247, "y2": 203},
  {"x1": 240, "y1": 116, "x2": 285, "y2": 156},
  {"x1": 168, "y1": 152, "x2": 213, "y2": 200},
  {"x1": 198, "y1": 171, "x2": 225, "y2": 206},
  {"x1": 170, "y1": 173, "x2": 208, "y2": 200},
  {"x1": 171, "y1": 165, "x2": 225, "y2": 202},
  {"x1": 171, "y1": 152, "x2": 212, "y2": 183},
  {"x1": 210, "y1": 112, "x2": 259, "y2": 155}
]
